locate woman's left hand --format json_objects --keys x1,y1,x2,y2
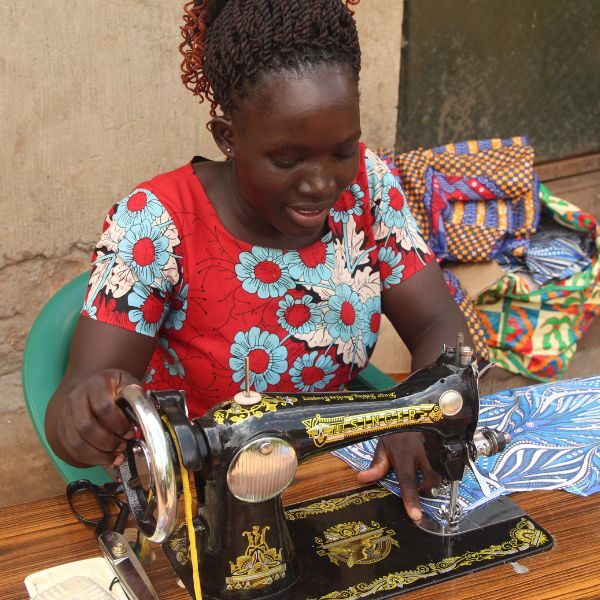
[{"x1": 356, "y1": 431, "x2": 442, "y2": 520}]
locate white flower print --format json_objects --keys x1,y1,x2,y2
[
  {"x1": 87, "y1": 250, "x2": 114, "y2": 303},
  {"x1": 98, "y1": 214, "x2": 126, "y2": 254},
  {"x1": 390, "y1": 210, "x2": 430, "y2": 255},
  {"x1": 105, "y1": 257, "x2": 137, "y2": 298}
]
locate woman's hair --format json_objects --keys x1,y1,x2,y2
[{"x1": 180, "y1": 0, "x2": 361, "y2": 117}]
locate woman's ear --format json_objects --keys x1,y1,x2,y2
[{"x1": 209, "y1": 116, "x2": 235, "y2": 159}]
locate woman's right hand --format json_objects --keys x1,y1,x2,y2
[
  {"x1": 56, "y1": 368, "x2": 140, "y2": 467},
  {"x1": 45, "y1": 316, "x2": 157, "y2": 468}
]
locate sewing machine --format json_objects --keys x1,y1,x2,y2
[{"x1": 116, "y1": 337, "x2": 552, "y2": 599}]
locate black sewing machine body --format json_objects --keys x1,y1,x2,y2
[{"x1": 119, "y1": 345, "x2": 553, "y2": 600}]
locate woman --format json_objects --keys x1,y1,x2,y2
[{"x1": 45, "y1": 0, "x2": 470, "y2": 521}]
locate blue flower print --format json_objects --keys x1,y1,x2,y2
[
  {"x1": 290, "y1": 351, "x2": 339, "y2": 392},
  {"x1": 378, "y1": 246, "x2": 405, "y2": 289},
  {"x1": 127, "y1": 281, "x2": 168, "y2": 336},
  {"x1": 119, "y1": 221, "x2": 170, "y2": 285},
  {"x1": 229, "y1": 327, "x2": 288, "y2": 392},
  {"x1": 82, "y1": 302, "x2": 97, "y2": 320},
  {"x1": 142, "y1": 367, "x2": 156, "y2": 384},
  {"x1": 362, "y1": 296, "x2": 381, "y2": 350},
  {"x1": 159, "y1": 338, "x2": 185, "y2": 377},
  {"x1": 114, "y1": 188, "x2": 164, "y2": 229},
  {"x1": 235, "y1": 247, "x2": 294, "y2": 298},
  {"x1": 330, "y1": 184, "x2": 365, "y2": 224},
  {"x1": 324, "y1": 283, "x2": 364, "y2": 342},
  {"x1": 381, "y1": 173, "x2": 407, "y2": 230},
  {"x1": 165, "y1": 283, "x2": 188, "y2": 331},
  {"x1": 276, "y1": 294, "x2": 322, "y2": 335},
  {"x1": 283, "y1": 233, "x2": 334, "y2": 284}
]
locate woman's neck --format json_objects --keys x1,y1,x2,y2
[{"x1": 192, "y1": 160, "x2": 327, "y2": 250}]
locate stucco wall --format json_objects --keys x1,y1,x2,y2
[{"x1": 0, "y1": 1, "x2": 404, "y2": 411}]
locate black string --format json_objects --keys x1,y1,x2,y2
[{"x1": 109, "y1": 576, "x2": 132, "y2": 600}]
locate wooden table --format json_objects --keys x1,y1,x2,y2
[{"x1": 2, "y1": 454, "x2": 599, "y2": 600}]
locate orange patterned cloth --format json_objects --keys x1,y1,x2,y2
[{"x1": 379, "y1": 137, "x2": 540, "y2": 263}]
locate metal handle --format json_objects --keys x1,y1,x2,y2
[{"x1": 118, "y1": 384, "x2": 178, "y2": 543}]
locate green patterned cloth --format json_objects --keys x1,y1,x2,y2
[{"x1": 475, "y1": 184, "x2": 600, "y2": 381}]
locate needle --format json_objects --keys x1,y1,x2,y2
[{"x1": 447, "y1": 480, "x2": 459, "y2": 526}]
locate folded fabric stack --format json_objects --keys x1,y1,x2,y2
[{"x1": 379, "y1": 139, "x2": 600, "y2": 381}]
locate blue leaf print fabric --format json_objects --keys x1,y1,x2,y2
[{"x1": 334, "y1": 376, "x2": 600, "y2": 519}]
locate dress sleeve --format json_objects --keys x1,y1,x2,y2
[
  {"x1": 81, "y1": 187, "x2": 183, "y2": 337},
  {"x1": 364, "y1": 147, "x2": 434, "y2": 289}
]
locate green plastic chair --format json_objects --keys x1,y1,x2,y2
[
  {"x1": 22, "y1": 271, "x2": 111, "y2": 485},
  {"x1": 21, "y1": 272, "x2": 396, "y2": 485},
  {"x1": 353, "y1": 362, "x2": 397, "y2": 390}
]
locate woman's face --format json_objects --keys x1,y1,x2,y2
[{"x1": 229, "y1": 65, "x2": 361, "y2": 245}]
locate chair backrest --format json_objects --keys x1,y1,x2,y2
[
  {"x1": 22, "y1": 272, "x2": 111, "y2": 485},
  {"x1": 353, "y1": 362, "x2": 397, "y2": 390}
]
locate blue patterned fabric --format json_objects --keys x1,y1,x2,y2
[
  {"x1": 333, "y1": 376, "x2": 600, "y2": 519},
  {"x1": 499, "y1": 220, "x2": 593, "y2": 286}
]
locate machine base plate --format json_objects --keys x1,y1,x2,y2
[{"x1": 283, "y1": 484, "x2": 553, "y2": 599}]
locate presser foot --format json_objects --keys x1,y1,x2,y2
[{"x1": 415, "y1": 496, "x2": 525, "y2": 536}]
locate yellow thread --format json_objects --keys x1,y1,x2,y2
[
  {"x1": 162, "y1": 417, "x2": 202, "y2": 600},
  {"x1": 139, "y1": 534, "x2": 152, "y2": 563}
]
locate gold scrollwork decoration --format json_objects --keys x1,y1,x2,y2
[
  {"x1": 314, "y1": 518, "x2": 549, "y2": 600},
  {"x1": 168, "y1": 522, "x2": 190, "y2": 565},
  {"x1": 315, "y1": 520, "x2": 399, "y2": 568},
  {"x1": 226, "y1": 525, "x2": 287, "y2": 591},
  {"x1": 512, "y1": 518, "x2": 549, "y2": 546},
  {"x1": 213, "y1": 395, "x2": 296, "y2": 425},
  {"x1": 285, "y1": 488, "x2": 392, "y2": 521}
]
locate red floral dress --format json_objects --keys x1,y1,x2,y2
[{"x1": 83, "y1": 145, "x2": 433, "y2": 418}]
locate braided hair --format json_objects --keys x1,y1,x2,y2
[{"x1": 180, "y1": 0, "x2": 361, "y2": 117}]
